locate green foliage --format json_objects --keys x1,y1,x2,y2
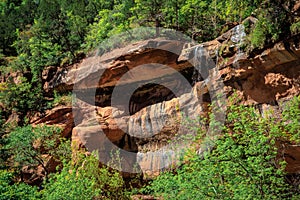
[
  {"x1": 84, "y1": 0, "x2": 134, "y2": 51},
  {"x1": 42, "y1": 151, "x2": 128, "y2": 200},
  {"x1": 0, "y1": 170, "x2": 40, "y2": 200},
  {"x1": 290, "y1": 20, "x2": 300, "y2": 35},
  {"x1": 13, "y1": 25, "x2": 63, "y2": 81},
  {"x1": 0, "y1": 0, "x2": 38, "y2": 56},
  {"x1": 0, "y1": 150, "x2": 128, "y2": 200},
  {"x1": 144, "y1": 96, "x2": 300, "y2": 199},
  {"x1": 84, "y1": 9, "x2": 114, "y2": 50},
  {"x1": 216, "y1": 0, "x2": 262, "y2": 22},
  {"x1": 50, "y1": 91, "x2": 73, "y2": 108},
  {"x1": 0, "y1": 76, "x2": 43, "y2": 115},
  {"x1": 5, "y1": 125, "x2": 64, "y2": 173},
  {"x1": 2, "y1": 127, "x2": 127, "y2": 199},
  {"x1": 281, "y1": 96, "x2": 300, "y2": 143},
  {"x1": 131, "y1": 0, "x2": 163, "y2": 26},
  {"x1": 178, "y1": 0, "x2": 212, "y2": 40},
  {"x1": 41, "y1": 162, "x2": 100, "y2": 200},
  {"x1": 12, "y1": 4, "x2": 79, "y2": 75},
  {"x1": 0, "y1": 111, "x2": 8, "y2": 169},
  {"x1": 248, "y1": 18, "x2": 268, "y2": 49},
  {"x1": 248, "y1": 1, "x2": 287, "y2": 49},
  {"x1": 0, "y1": 0, "x2": 293, "y2": 59}
]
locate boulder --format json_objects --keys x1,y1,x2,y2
[{"x1": 32, "y1": 106, "x2": 74, "y2": 137}]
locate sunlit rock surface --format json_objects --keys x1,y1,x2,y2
[{"x1": 39, "y1": 24, "x2": 300, "y2": 177}]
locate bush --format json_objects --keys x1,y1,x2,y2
[
  {"x1": 42, "y1": 151, "x2": 128, "y2": 200},
  {"x1": 5, "y1": 125, "x2": 63, "y2": 175},
  {"x1": 50, "y1": 91, "x2": 73, "y2": 108},
  {"x1": 144, "y1": 96, "x2": 300, "y2": 199},
  {"x1": 290, "y1": 21, "x2": 300, "y2": 35},
  {"x1": 0, "y1": 76, "x2": 43, "y2": 116},
  {"x1": 281, "y1": 95, "x2": 300, "y2": 143},
  {"x1": 248, "y1": 1, "x2": 287, "y2": 50},
  {"x1": 41, "y1": 162, "x2": 100, "y2": 200},
  {"x1": 0, "y1": 170, "x2": 40, "y2": 200}
]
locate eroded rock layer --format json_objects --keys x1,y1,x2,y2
[{"x1": 39, "y1": 26, "x2": 300, "y2": 178}]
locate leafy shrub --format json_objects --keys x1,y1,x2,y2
[
  {"x1": 5, "y1": 125, "x2": 63, "y2": 175},
  {"x1": 50, "y1": 91, "x2": 73, "y2": 107},
  {"x1": 249, "y1": 18, "x2": 269, "y2": 49},
  {"x1": 290, "y1": 21, "x2": 300, "y2": 35},
  {"x1": 0, "y1": 111, "x2": 8, "y2": 169},
  {"x1": 41, "y1": 162, "x2": 100, "y2": 200},
  {"x1": 42, "y1": 151, "x2": 128, "y2": 200},
  {"x1": 0, "y1": 170, "x2": 40, "y2": 200},
  {"x1": 281, "y1": 95, "x2": 300, "y2": 143},
  {"x1": 248, "y1": 2, "x2": 287, "y2": 50},
  {"x1": 144, "y1": 96, "x2": 300, "y2": 199},
  {"x1": 83, "y1": 7, "x2": 132, "y2": 52},
  {"x1": 2, "y1": 126, "x2": 127, "y2": 199},
  {"x1": 0, "y1": 76, "x2": 43, "y2": 116}
]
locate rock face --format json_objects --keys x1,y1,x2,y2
[
  {"x1": 32, "y1": 106, "x2": 74, "y2": 138},
  {"x1": 21, "y1": 155, "x2": 60, "y2": 185},
  {"x1": 42, "y1": 26, "x2": 300, "y2": 177},
  {"x1": 46, "y1": 39, "x2": 189, "y2": 92},
  {"x1": 284, "y1": 145, "x2": 300, "y2": 173}
]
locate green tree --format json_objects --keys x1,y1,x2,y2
[
  {"x1": 42, "y1": 151, "x2": 128, "y2": 200},
  {"x1": 41, "y1": 162, "x2": 100, "y2": 200},
  {"x1": 131, "y1": 0, "x2": 164, "y2": 36},
  {"x1": 84, "y1": 0, "x2": 134, "y2": 51},
  {"x1": 0, "y1": 76, "x2": 43, "y2": 120},
  {"x1": 0, "y1": 0, "x2": 38, "y2": 56},
  {"x1": 0, "y1": 170, "x2": 40, "y2": 200},
  {"x1": 0, "y1": 111, "x2": 8, "y2": 169},
  {"x1": 248, "y1": 0, "x2": 289, "y2": 49},
  {"x1": 5, "y1": 125, "x2": 64, "y2": 177},
  {"x1": 179, "y1": 0, "x2": 212, "y2": 40},
  {"x1": 281, "y1": 95, "x2": 300, "y2": 143},
  {"x1": 145, "y1": 96, "x2": 300, "y2": 199},
  {"x1": 160, "y1": 0, "x2": 185, "y2": 30}
]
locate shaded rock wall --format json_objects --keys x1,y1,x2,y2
[{"x1": 38, "y1": 26, "x2": 300, "y2": 178}]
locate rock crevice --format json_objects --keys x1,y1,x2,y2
[{"x1": 38, "y1": 27, "x2": 300, "y2": 177}]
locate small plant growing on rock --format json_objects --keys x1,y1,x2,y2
[{"x1": 51, "y1": 90, "x2": 73, "y2": 107}]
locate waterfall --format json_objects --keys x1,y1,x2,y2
[
  {"x1": 192, "y1": 45, "x2": 205, "y2": 85},
  {"x1": 192, "y1": 44, "x2": 216, "y2": 85},
  {"x1": 231, "y1": 24, "x2": 246, "y2": 67}
]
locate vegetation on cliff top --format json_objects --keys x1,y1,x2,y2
[
  {"x1": 0, "y1": 0, "x2": 298, "y2": 119},
  {"x1": 0, "y1": 0, "x2": 300, "y2": 199}
]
